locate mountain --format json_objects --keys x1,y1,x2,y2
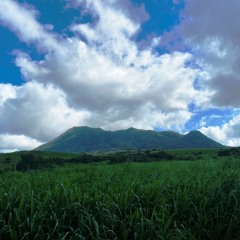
[{"x1": 35, "y1": 126, "x2": 223, "y2": 153}]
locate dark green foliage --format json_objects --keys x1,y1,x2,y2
[
  {"x1": 107, "y1": 150, "x2": 174, "y2": 164},
  {"x1": 15, "y1": 153, "x2": 104, "y2": 171},
  {"x1": 218, "y1": 147, "x2": 240, "y2": 157},
  {"x1": 16, "y1": 154, "x2": 54, "y2": 171},
  {"x1": 36, "y1": 126, "x2": 223, "y2": 153},
  {"x1": 219, "y1": 149, "x2": 232, "y2": 156},
  {"x1": 0, "y1": 148, "x2": 226, "y2": 172},
  {"x1": 148, "y1": 150, "x2": 173, "y2": 160},
  {"x1": 4, "y1": 157, "x2": 12, "y2": 164}
]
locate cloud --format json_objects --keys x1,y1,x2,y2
[
  {"x1": 110, "y1": 0, "x2": 150, "y2": 24},
  {"x1": 0, "y1": 82, "x2": 90, "y2": 143},
  {"x1": 163, "y1": 0, "x2": 240, "y2": 145},
  {"x1": 0, "y1": 83, "x2": 16, "y2": 105},
  {"x1": 178, "y1": 0, "x2": 240, "y2": 108},
  {"x1": 200, "y1": 115, "x2": 240, "y2": 147},
  {"x1": 0, "y1": 0, "x2": 57, "y2": 50},
  {"x1": 70, "y1": 0, "x2": 149, "y2": 25},
  {"x1": 0, "y1": 0, "x2": 200, "y2": 151},
  {"x1": 0, "y1": 134, "x2": 43, "y2": 153}
]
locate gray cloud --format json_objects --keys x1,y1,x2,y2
[
  {"x1": 210, "y1": 75, "x2": 240, "y2": 107},
  {"x1": 174, "y1": 0, "x2": 240, "y2": 146},
  {"x1": 177, "y1": 0, "x2": 240, "y2": 108},
  {"x1": 180, "y1": 0, "x2": 240, "y2": 44},
  {"x1": 113, "y1": 0, "x2": 150, "y2": 24}
]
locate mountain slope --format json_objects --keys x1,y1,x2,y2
[
  {"x1": 36, "y1": 126, "x2": 223, "y2": 153},
  {"x1": 174, "y1": 131, "x2": 223, "y2": 148}
]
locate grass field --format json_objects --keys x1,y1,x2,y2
[{"x1": 0, "y1": 148, "x2": 240, "y2": 239}]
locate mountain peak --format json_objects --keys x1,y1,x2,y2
[
  {"x1": 187, "y1": 130, "x2": 203, "y2": 134},
  {"x1": 36, "y1": 126, "x2": 223, "y2": 153}
]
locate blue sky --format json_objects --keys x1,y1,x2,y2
[{"x1": 0, "y1": 0, "x2": 240, "y2": 152}]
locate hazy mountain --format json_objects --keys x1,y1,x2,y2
[{"x1": 35, "y1": 126, "x2": 223, "y2": 153}]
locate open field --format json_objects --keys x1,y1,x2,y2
[{"x1": 0, "y1": 148, "x2": 240, "y2": 239}]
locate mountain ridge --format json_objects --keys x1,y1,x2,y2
[{"x1": 36, "y1": 126, "x2": 223, "y2": 153}]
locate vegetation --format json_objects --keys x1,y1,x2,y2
[
  {"x1": 0, "y1": 148, "x2": 239, "y2": 239},
  {"x1": 36, "y1": 126, "x2": 223, "y2": 153},
  {"x1": 0, "y1": 148, "x2": 226, "y2": 171}
]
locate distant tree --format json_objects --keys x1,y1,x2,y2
[
  {"x1": 4, "y1": 157, "x2": 12, "y2": 164},
  {"x1": 149, "y1": 151, "x2": 173, "y2": 160},
  {"x1": 218, "y1": 149, "x2": 232, "y2": 157},
  {"x1": 16, "y1": 154, "x2": 44, "y2": 171}
]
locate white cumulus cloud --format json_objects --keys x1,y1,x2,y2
[
  {"x1": 0, "y1": 134, "x2": 43, "y2": 153},
  {"x1": 0, "y1": 0, "x2": 57, "y2": 50},
  {"x1": 0, "y1": 0, "x2": 202, "y2": 151},
  {"x1": 0, "y1": 82, "x2": 90, "y2": 143},
  {"x1": 199, "y1": 114, "x2": 240, "y2": 147}
]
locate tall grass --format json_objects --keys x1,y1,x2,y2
[{"x1": 0, "y1": 158, "x2": 240, "y2": 239}]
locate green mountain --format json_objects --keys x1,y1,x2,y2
[{"x1": 35, "y1": 126, "x2": 223, "y2": 153}]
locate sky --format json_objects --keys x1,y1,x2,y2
[{"x1": 0, "y1": 0, "x2": 240, "y2": 152}]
